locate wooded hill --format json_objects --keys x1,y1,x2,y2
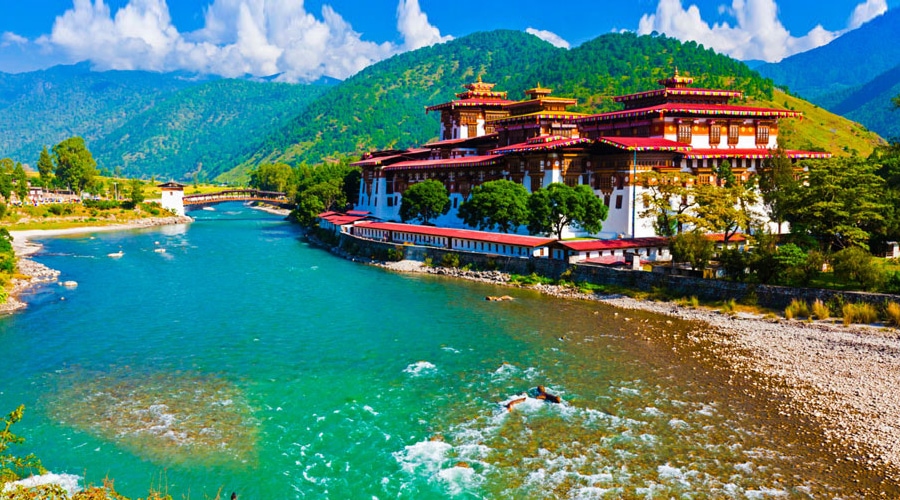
[{"x1": 0, "y1": 30, "x2": 883, "y2": 183}]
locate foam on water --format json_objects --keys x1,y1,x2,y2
[{"x1": 403, "y1": 361, "x2": 437, "y2": 377}]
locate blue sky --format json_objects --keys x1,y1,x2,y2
[{"x1": 0, "y1": 0, "x2": 896, "y2": 81}]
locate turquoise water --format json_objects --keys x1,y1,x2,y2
[{"x1": 0, "y1": 204, "x2": 893, "y2": 498}]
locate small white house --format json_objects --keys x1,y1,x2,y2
[{"x1": 158, "y1": 181, "x2": 186, "y2": 216}]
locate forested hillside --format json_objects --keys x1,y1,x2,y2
[
  {"x1": 93, "y1": 79, "x2": 327, "y2": 181},
  {"x1": 233, "y1": 31, "x2": 775, "y2": 180},
  {"x1": 0, "y1": 63, "x2": 199, "y2": 166}
]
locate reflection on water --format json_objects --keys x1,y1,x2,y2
[{"x1": 47, "y1": 367, "x2": 258, "y2": 467}]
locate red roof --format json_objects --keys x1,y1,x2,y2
[
  {"x1": 557, "y1": 237, "x2": 670, "y2": 252},
  {"x1": 426, "y1": 98, "x2": 514, "y2": 112},
  {"x1": 705, "y1": 233, "x2": 748, "y2": 243},
  {"x1": 597, "y1": 137, "x2": 691, "y2": 152},
  {"x1": 576, "y1": 103, "x2": 802, "y2": 123},
  {"x1": 346, "y1": 210, "x2": 370, "y2": 216},
  {"x1": 614, "y1": 88, "x2": 743, "y2": 102},
  {"x1": 683, "y1": 148, "x2": 832, "y2": 160},
  {"x1": 491, "y1": 137, "x2": 591, "y2": 155},
  {"x1": 424, "y1": 134, "x2": 498, "y2": 148},
  {"x1": 351, "y1": 149, "x2": 431, "y2": 167},
  {"x1": 382, "y1": 155, "x2": 501, "y2": 171},
  {"x1": 354, "y1": 222, "x2": 555, "y2": 247},
  {"x1": 319, "y1": 212, "x2": 368, "y2": 225}
]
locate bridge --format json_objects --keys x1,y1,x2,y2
[{"x1": 182, "y1": 189, "x2": 292, "y2": 210}]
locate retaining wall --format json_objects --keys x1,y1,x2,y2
[{"x1": 339, "y1": 233, "x2": 898, "y2": 310}]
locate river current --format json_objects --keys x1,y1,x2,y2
[{"x1": 0, "y1": 204, "x2": 891, "y2": 498}]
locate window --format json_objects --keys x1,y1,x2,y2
[
  {"x1": 728, "y1": 124, "x2": 740, "y2": 145},
  {"x1": 756, "y1": 125, "x2": 770, "y2": 145},
  {"x1": 677, "y1": 123, "x2": 692, "y2": 144},
  {"x1": 709, "y1": 125, "x2": 721, "y2": 146},
  {"x1": 615, "y1": 195, "x2": 623, "y2": 209}
]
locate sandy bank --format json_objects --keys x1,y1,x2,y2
[
  {"x1": 2, "y1": 216, "x2": 193, "y2": 315},
  {"x1": 379, "y1": 259, "x2": 900, "y2": 480}
]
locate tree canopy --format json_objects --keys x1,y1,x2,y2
[
  {"x1": 399, "y1": 179, "x2": 450, "y2": 224},
  {"x1": 53, "y1": 137, "x2": 98, "y2": 193},
  {"x1": 458, "y1": 179, "x2": 530, "y2": 233},
  {"x1": 527, "y1": 183, "x2": 608, "y2": 239}
]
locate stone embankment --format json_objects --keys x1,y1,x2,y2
[{"x1": 379, "y1": 259, "x2": 900, "y2": 480}]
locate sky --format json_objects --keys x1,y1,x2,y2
[{"x1": 0, "y1": 0, "x2": 896, "y2": 82}]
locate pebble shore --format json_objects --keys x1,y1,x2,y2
[{"x1": 380, "y1": 259, "x2": 900, "y2": 479}]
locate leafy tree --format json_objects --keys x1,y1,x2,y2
[
  {"x1": 458, "y1": 179, "x2": 530, "y2": 233},
  {"x1": 758, "y1": 145, "x2": 801, "y2": 234},
  {"x1": 0, "y1": 159, "x2": 13, "y2": 200},
  {"x1": 718, "y1": 248, "x2": 748, "y2": 281},
  {"x1": 53, "y1": 137, "x2": 98, "y2": 193},
  {"x1": 830, "y1": 246, "x2": 884, "y2": 291},
  {"x1": 250, "y1": 163, "x2": 293, "y2": 193},
  {"x1": 294, "y1": 181, "x2": 345, "y2": 226},
  {"x1": 787, "y1": 157, "x2": 888, "y2": 250},
  {"x1": 687, "y1": 180, "x2": 757, "y2": 244},
  {"x1": 638, "y1": 171, "x2": 696, "y2": 237},
  {"x1": 527, "y1": 183, "x2": 608, "y2": 239},
  {"x1": 1, "y1": 405, "x2": 45, "y2": 482},
  {"x1": 399, "y1": 179, "x2": 450, "y2": 224},
  {"x1": 12, "y1": 163, "x2": 28, "y2": 203},
  {"x1": 37, "y1": 146, "x2": 55, "y2": 187},
  {"x1": 128, "y1": 178, "x2": 145, "y2": 206},
  {"x1": 669, "y1": 230, "x2": 713, "y2": 270}
]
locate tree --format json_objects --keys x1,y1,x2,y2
[
  {"x1": 831, "y1": 246, "x2": 883, "y2": 291},
  {"x1": 758, "y1": 145, "x2": 801, "y2": 234},
  {"x1": 527, "y1": 183, "x2": 608, "y2": 239},
  {"x1": 294, "y1": 181, "x2": 345, "y2": 226},
  {"x1": 250, "y1": 163, "x2": 293, "y2": 193},
  {"x1": 638, "y1": 171, "x2": 696, "y2": 237},
  {"x1": 53, "y1": 137, "x2": 98, "y2": 193},
  {"x1": 0, "y1": 159, "x2": 13, "y2": 200},
  {"x1": 13, "y1": 163, "x2": 28, "y2": 203},
  {"x1": 128, "y1": 178, "x2": 145, "y2": 207},
  {"x1": 37, "y1": 146, "x2": 54, "y2": 187},
  {"x1": 458, "y1": 179, "x2": 530, "y2": 233},
  {"x1": 669, "y1": 230, "x2": 713, "y2": 270},
  {"x1": 787, "y1": 157, "x2": 888, "y2": 250},
  {"x1": 399, "y1": 179, "x2": 450, "y2": 224},
  {"x1": 686, "y1": 162, "x2": 758, "y2": 244}
]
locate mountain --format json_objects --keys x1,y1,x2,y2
[
  {"x1": 757, "y1": 9, "x2": 900, "y2": 100},
  {"x1": 757, "y1": 9, "x2": 900, "y2": 140},
  {"x1": 232, "y1": 30, "x2": 774, "y2": 179},
  {"x1": 93, "y1": 79, "x2": 327, "y2": 181},
  {"x1": 0, "y1": 63, "x2": 202, "y2": 166}
]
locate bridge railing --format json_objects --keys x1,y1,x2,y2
[{"x1": 183, "y1": 189, "x2": 289, "y2": 205}]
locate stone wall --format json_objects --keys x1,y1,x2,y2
[{"x1": 339, "y1": 233, "x2": 899, "y2": 310}]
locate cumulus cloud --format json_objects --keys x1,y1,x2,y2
[
  {"x1": 848, "y1": 0, "x2": 888, "y2": 29},
  {"x1": 525, "y1": 28, "x2": 570, "y2": 49},
  {"x1": 27, "y1": 0, "x2": 451, "y2": 82},
  {"x1": 1, "y1": 32, "x2": 29, "y2": 47},
  {"x1": 637, "y1": 0, "x2": 887, "y2": 62}
]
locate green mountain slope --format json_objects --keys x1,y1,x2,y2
[
  {"x1": 93, "y1": 79, "x2": 327, "y2": 181},
  {"x1": 825, "y1": 64, "x2": 900, "y2": 141},
  {"x1": 233, "y1": 31, "x2": 775, "y2": 181},
  {"x1": 756, "y1": 9, "x2": 900, "y2": 100},
  {"x1": 0, "y1": 62, "x2": 200, "y2": 166}
]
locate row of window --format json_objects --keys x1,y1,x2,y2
[{"x1": 677, "y1": 124, "x2": 770, "y2": 145}]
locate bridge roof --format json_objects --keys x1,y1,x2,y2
[{"x1": 355, "y1": 222, "x2": 555, "y2": 247}]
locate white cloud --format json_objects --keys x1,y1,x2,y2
[
  {"x1": 637, "y1": 0, "x2": 887, "y2": 63},
  {"x1": 397, "y1": 0, "x2": 453, "y2": 50},
  {"x1": 525, "y1": 28, "x2": 570, "y2": 49},
  {"x1": 848, "y1": 0, "x2": 888, "y2": 29},
  {"x1": 25, "y1": 0, "x2": 451, "y2": 82},
  {"x1": 1, "y1": 32, "x2": 29, "y2": 47}
]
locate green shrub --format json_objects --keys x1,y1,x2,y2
[
  {"x1": 811, "y1": 299, "x2": 830, "y2": 320},
  {"x1": 784, "y1": 299, "x2": 810, "y2": 320},
  {"x1": 842, "y1": 302, "x2": 879, "y2": 326},
  {"x1": 423, "y1": 257, "x2": 434, "y2": 267},
  {"x1": 386, "y1": 246, "x2": 405, "y2": 262},
  {"x1": 721, "y1": 298, "x2": 737, "y2": 314},
  {"x1": 82, "y1": 199, "x2": 121, "y2": 210},
  {"x1": 886, "y1": 302, "x2": 900, "y2": 327},
  {"x1": 831, "y1": 247, "x2": 884, "y2": 291},
  {"x1": 440, "y1": 253, "x2": 460, "y2": 268}
]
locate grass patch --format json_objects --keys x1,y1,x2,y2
[
  {"x1": 811, "y1": 299, "x2": 831, "y2": 320},
  {"x1": 784, "y1": 299, "x2": 810, "y2": 320},
  {"x1": 886, "y1": 302, "x2": 900, "y2": 328},
  {"x1": 842, "y1": 302, "x2": 879, "y2": 326}
]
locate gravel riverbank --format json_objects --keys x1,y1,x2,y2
[{"x1": 380, "y1": 259, "x2": 900, "y2": 480}]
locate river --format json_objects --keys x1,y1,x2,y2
[{"x1": 0, "y1": 204, "x2": 889, "y2": 498}]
